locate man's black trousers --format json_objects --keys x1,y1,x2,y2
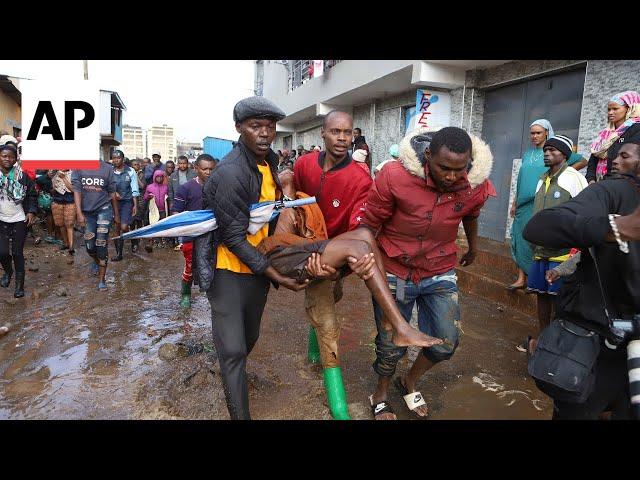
[{"x1": 207, "y1": 268, "x2": 270, "y2": 420}]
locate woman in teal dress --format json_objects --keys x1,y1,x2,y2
[{"x1": 507, "y1": 119, "x2": 554, "y2": 290}]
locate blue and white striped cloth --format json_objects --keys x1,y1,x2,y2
[{"x1": 117, "y1": 197, "x2": 316, "y2": 240}]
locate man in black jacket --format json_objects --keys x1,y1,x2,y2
[
  {"x1": 198, "y1": 96, "x2": 308, "y2": 420},
  {"x1": 523, "y1": 139, "x2": 640, "y2": 419}
]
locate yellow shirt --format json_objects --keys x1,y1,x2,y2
[{"x1": 216, "y1": 162, "x2": 276, "y2": 274}]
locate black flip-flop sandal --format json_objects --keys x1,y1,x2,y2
[
  {"x1": 393, "y1": 377, "x2": 428, "y2": 418},
  {"x1": 369, "y1": 395, "x2": 396, "y2": 420}
]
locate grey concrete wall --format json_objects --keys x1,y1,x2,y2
[
  {"x1": 450, "y1": 70, "x2": 485, "y2": 136},
  {"x1": 272, "y1": 133, "x2": 285, "y2": 152},
  {"x1": 293, "y1": 117, "x2": 324, "y2": 151},
  {"x1": 353, "y1": 103, "x2": 373, "y2": 141},
  {"x1": 473, "y1": 60, "x2": 586, "y2": 88},
  {"x1": 578, "y1": 60, "x2": 640, "y2": 155},
  {"x1": 371, "y1": 90, "x2": 416, "y2": 170}
]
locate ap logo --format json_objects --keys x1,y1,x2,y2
[{"x1": 21, "y1": 80, "x2": 100, "y2": 170}]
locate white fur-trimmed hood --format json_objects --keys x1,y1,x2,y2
[{"x1": 397, "y1": 126, "x2": 493, "y2": 188}]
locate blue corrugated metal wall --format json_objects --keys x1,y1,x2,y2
[{"x1": 203, "y1": 137, "x2": 234, "y2": 160}]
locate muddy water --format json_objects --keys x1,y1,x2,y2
[{"x1": 0, "y1": 239, "x2": 552, "y2": 420}]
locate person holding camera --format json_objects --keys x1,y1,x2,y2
[{"x1": 523, "y1": 137, "x2": 640, "y2": 420}]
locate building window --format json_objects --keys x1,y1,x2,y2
[
  {"x1": 288, "y1": 60, "x2": 341, "y2": 91},
  {"x1": 290, "y1": 60, "x2": 310, "y2": 91}
]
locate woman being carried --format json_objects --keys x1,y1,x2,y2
[{"x1": 259, "y1": 170, "x2": 443, "y2": 349}]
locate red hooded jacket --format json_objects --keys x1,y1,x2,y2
[{"x1": 360, "y1": 135, "x2": 496, "y2": 283}]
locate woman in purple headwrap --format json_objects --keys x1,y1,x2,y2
[{"x1": 586, "y1": 91, "x2": 640, "y2": 183}]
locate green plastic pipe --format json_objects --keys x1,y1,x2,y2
[
  {"x1": 323, "y1": 367, "x2": 351, "y2": 420},
  {"x1": 307, "y1": 326, "x2": 321, "y2": 364}
]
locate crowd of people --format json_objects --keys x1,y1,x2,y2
[
  {"x1": 1, "y1": 89, "x2": 639, "y2": 421},
  {"x1": 0, "y1": 137, "x2": 219, "y2": 300}
]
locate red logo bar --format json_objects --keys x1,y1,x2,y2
[{"x1": 21, "y1": 160, "x2": 101, "y2": 170}]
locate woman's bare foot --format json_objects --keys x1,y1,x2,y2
[
  {"x1": 507, "y1": 271, "x2": 527, "y2": 290},
  {"x1": 392, "y1": 326, "x2": 443, "y2": 348}
]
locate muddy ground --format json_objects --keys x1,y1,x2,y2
[{"x1": 0, "y1": 238, "x2": 553, "y2": 420}]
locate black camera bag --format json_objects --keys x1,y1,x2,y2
[{"x1": 528, "y1": 318, "x2": 600, "y2": 403}]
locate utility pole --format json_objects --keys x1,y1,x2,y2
[{"x1": 83, "y1": 60, "x2": 88, "y2": 80}]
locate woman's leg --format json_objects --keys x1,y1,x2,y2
[
  {"x1": 60, "y1": 225, "x2": 69, "y2": 249},
  {"x1": 509, "y1": 267, "x2": 526, "y2": 288},
  {"x1": 0, "y1": 221, "x2": 13, "y2": 286},
  {"x1": 334, "y1": 227, "x2": 386, "y2": 277},
  {"x1": 318, "y1": 238, "x2": 442, "y2": 348},
  {"x1": 65, "y1": 203, "x2": 76, "y2": 252},
  {"x1": 510, "y1": 208, "x2": 533, "y2": 288},
  {"x1": 11, "y1": 221, "x2": 28, "y2": 297},
  {"x1": 10, "y1": 221, "x2": 27, "y2": 274},
  {"x1": 66, "y1": 225, "x2": 74, "y2": 251}
]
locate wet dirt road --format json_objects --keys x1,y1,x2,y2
[{"x1": 0, "y1": 240, "x2": 553, "y2": 420}]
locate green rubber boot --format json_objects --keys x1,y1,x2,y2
[
  {"x1": 307, "y1": 326, "x2": 321, "y2": 364},
  {"x1": 179, "y1": 280, "x2": 192, "y2": 308},
  {"x1": 323, "y1": 367, "x2": 351, "y2": 420}
]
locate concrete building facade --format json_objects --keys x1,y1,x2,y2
[
  {"x1": 257, "y1": 59, "x2": 640, "y2": 242},
  {"x1": 0, "y1": 75, "x2": 21, "y2": 138},
  {"x1": 99, "y1": 90, "x2": 126, "y2": 163},
  {"x1": 177, "y1": 141, "x2": 203, "y2": 159},
  {"x1": 148, "y1": 124, "x2": 176, "y2": 162},
  {"x1": 122, "y1": 125, "x2": 148, "y2": 159}
]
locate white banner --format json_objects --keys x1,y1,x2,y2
[
  {"x1": 406, "y1": 89, "x2": 451, "y2": 132},
  {"x1": 313, "y1": 60, "x2": 324, "y2": 78},
  {"x1": 21, "y1": 80, "x2": 101, "y2": 169}
]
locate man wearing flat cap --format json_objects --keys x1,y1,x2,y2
[{"x1": 196, "y1": 96, "x2": 308, "y2": 420}]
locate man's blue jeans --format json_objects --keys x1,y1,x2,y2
[
  {"x1": 84, "y1": 204, "x2": 113, "y2": 266},
  {"x1": 372, "y1": 269, "x2": 461, "y2": 378}
]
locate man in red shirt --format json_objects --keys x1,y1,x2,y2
[
  {"x1": 361, "y1": 126, "x2": 496, "y2": 420},
  {"x1": 293, "y1": 110, "x2": 373, "y2": 419}
]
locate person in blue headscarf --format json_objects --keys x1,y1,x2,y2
[{"x1": 507, "y1": 119, "x2": 554, "y2": 290}]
